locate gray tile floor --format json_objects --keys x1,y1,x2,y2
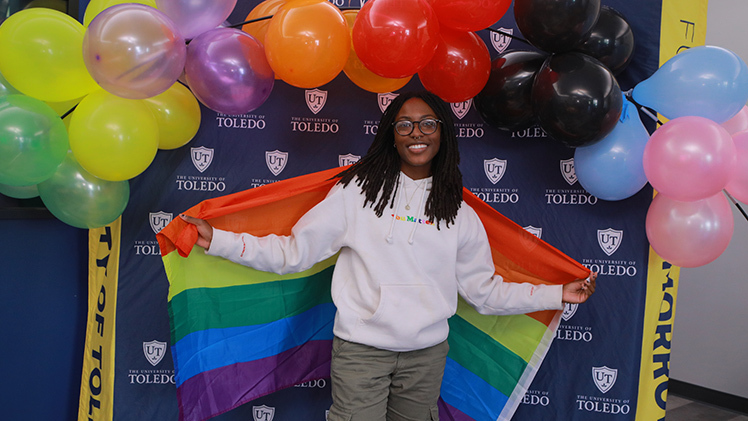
[{"x1": 666, "y1": 394, "x2": 748, "y2": 421}]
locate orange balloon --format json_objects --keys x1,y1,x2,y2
[
  {"x1": 264, "y1": 0, "x2": 350, "y2": 88},
  {"x1": 341, "y1": 10, "x2": 411, "y2": 93},
  {"x1": 242, "y1": 0, "x2": 287, "y2": 45}
]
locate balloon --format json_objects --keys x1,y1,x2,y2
[
  {"x1": 38, "y1": 151, "x2": 130, "y2": 229},
  {"x1": 646, "y1": 192, "x2": 734, "y2": 268},
  {"x1": 574, "y1": 6, "x2": 634, "y2": 75},
  {"x1": 144, "y1": 83, "x2": 202, "y2": 150},
  {"x1": 419, "y1": 28, "x2": 491, "y2": 103},
  {"x1": 68, "y1": 90, "x2": 159, "y2": 181},
  {"x1": 0, "y1": 95, "x2": 68, "y2": 186},
  {"x1": 0, "y1": 8, "x2": 98, "y2": 102},
  {"x1": 0, "y1": 71, "x2": 22, "y2": 98},
  {"x1": 352, "y1": 0, "x2": 440, "y2": 79},
  {"x1": 83, "y1": 4, "x2": 187, "y2": 99},
  {"x1": 643, "y1": 116, "x2": 736, "y2": 202},
  {"x1": 0, "y1": 183, "x2": 39, "y2": 199},
  {"x1": 83, "y1": 0, "x2": 158, "y2": 26},
  {"x1": 341, "y1": 10, "x2": 411, "y2": 93},
  {"x1": 242, "y1": 0, "x2": 288, "y2": 46},
  {"x1": 264, "y1": 0, "x2": 349, "y2": 88},
  {"x1": 532, "y1": 52, "x2": 622, "y2": 147},
  {"x1": 155, "y1": 0, "x2": 237, "y2": 40},
  {"x1": 725, "y1": 130, "x2": 748, "y2": 203},
  {"x1": 185, "y1": 28, "x2": 274, "y2": 114},
  {"x1": 574, "y1": 98, "x2": 649, "y2": 201},
  {"x1": 722, "y1": 105, "x2": 748, "y2": 135},
  {"x1": 632, "y1": 46, "x2": 748, "y2": 124},
  {"x1": 430, "y1": 0, "x2": 511, "y2": 32},
  {"x1": 514, "y1": 0, "x2": 601, "y2": 53},
  {"x1": 474, "y1": 50, "x2": 545, "y2": 131}
]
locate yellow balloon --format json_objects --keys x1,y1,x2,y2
[
  {"x1": 0, "y1": 8, "x2": 98, "y2": 102},
  {"x1": 144, "y1": 83, "x2": 202, "y2": 150},
  {"x1": 341, "y1": 10, "x2": 412, "y2": 93},
  {"x1": 83, "y1": 0, "x2": 158, "y2": 26},
  {"x1": 68, "y1": 90, "x2": 159, "y2": 181}
]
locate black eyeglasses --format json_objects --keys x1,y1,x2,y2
[{"x1": 393, "y1": 118, "x2": 442, "y2": 136}]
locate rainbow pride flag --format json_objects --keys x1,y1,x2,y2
[{"x1": 157, "y1": 166, "x2": 590, "y2": 421}]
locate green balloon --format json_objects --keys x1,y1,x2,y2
[
  {"x1": 0, "y1": 182, "x2": 39, "y2": 199},
  {"x1": 38, "y1": 151, "x2": 130, "y2": 229},
  {"x1": 0, "y1": 94, "x2": 69, "y2": 186}
]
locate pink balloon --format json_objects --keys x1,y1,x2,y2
[
  {"x1": 646, "y1": 192, "x2": 734, "y2": 268},
  {"x1": 155, "y1": 0, "x2": 237, "y2": 40},
  {"x1": 725, "y1": 130, "x2": 748, "y2": 203},
  {"x1": 643, "y1": 116, "x2": 736, "y2": 201},
  {"x1": 722, "y1": 105, "x2": 748, "y2": 135}
]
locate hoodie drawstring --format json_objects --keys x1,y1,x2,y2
[
  {"x1": 386, "y1": 176, "x2": 404, "y2": 243},
  {"x1": 408, "y1": 182, "x2": 429, "y2": 244}
]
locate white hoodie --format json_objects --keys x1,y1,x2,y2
[{"x1": 207, "y1": 173, "x2": 563, "y2": 352}]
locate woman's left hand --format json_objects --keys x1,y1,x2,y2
[{"x1": 562, "y1": 272, "x2": 597, "y2": 304}]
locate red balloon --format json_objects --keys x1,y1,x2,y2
[
  {"x1": 430, "y1": 0, "x2": 511, "y2": 32},
  {"x1": 419, "y1": 28, "x2": 490, "y2": 103},
  {"x1": 352, "y1": 0, "x2": 440, "y2": 79}
]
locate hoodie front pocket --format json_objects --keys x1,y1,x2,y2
[{"x1": 362, "y1": 284, "x2": 451, "y2": 339}]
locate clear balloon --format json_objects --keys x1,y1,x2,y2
[
  {"x1": 419, "y1": 28, "x2": 491, "y2": 103},
  {"x1": 514, "y1": 0, "x2": 601, "y2": 53},
  {"x1": 722, "y1": 105, "x2": 748, "y2": 135},
  {"x1": 643, "y1": 116, "x2": 736, "y2": 202},
  {"x1": 38, "y1": 151, "x2": 130, "y2": 229},
  {"x1": 144, "y1": 83, "x2": 202, "y2": 150},
  {"x1": 68, "y1": 90, "x2": 159, "y2": 181},
  {"x1": 352, "y1": 0, "x2": 440, "y2": 79},
  {"x1": 725, "y1": 130, "x2": 748, "y2": 203},
  {"x1": 474, "y1": 50, "x2": 545, "y2": 131},
  {"x1": 0, "y1": 8, "x2": 98, "y2": 102},
  {"x1": 646, "y1": 192, "x2": 734, "y2": 268},
  {"x1": 341, "y1": 10, "x2": 411, "y2": 93},
  {"x1": 532, "y1": 52, "x2": 623, "y2": 147},
  {"x1": 430, "y1": 0, "x2": 511, "y2": 32},
  {"x1": 632, "y1": 46, "x2": 748, "y2": 124},
  {"x1": 155, "y1": 0, "x2": 237, "y2": 40},
  {"x1": 185, "y1": 28, "x2": 274, "y2": 114},
  {"x1": 0, "y1": 95, "x2": 68, "y2": 186},
  {"x1": 83, "y1": 0, "x2": 158, "y2": 26},
  {"x1": 264, "y1": 0, "x2": 349, "y2": 88},
  {"x1": 83, "y1": 4, "x2": 187, "y2": 99},
  {"x1": 574, "y1": 98, "x2": 649, "y2": 201},
  {"x1": 574, "y1": 6, "x2": 634, "y2": 75},
  {"x1": 0, "y1": 183, "x2": 39, "y2": 199}
]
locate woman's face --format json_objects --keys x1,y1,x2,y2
[{"x1": 393, "y1": 98, "x2": 441, "y2": 180}]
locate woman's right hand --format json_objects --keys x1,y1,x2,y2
[{"x1": 180, "y1": 214, "x2": 214, "y2": 250}]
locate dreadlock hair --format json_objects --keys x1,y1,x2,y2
[{"x1": 336, "y1": 91, "x2": 463, "y2": 229}]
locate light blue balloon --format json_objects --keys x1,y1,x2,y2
[
  {"x1": 631, "y1": 45, "x2": 748, "y2": 123},
  {"x1": 574, "y1": 97, "x2": 650, "y2": 201}
]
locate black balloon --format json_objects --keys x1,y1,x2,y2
[
  {"x1": 474, "y1": 50, "x2": 546, "y2": 132},
  {"x1": 514, "y1": 0, "x2": 601, "y2": 53},
  {"x1": 575, "y1": 6, "x2": 635, "y2": 75},
  {"x1": 531, "y1": 52, "x2": 623, "y2": 148}
]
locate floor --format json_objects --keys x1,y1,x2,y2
[{"x1": 666, "y1": 393, "x2": 748, "y2": 421}]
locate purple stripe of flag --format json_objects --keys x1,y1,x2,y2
[{"x1": 438, "y1": 397, "x2": 476, "y2": 421}]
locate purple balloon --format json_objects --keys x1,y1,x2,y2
[
  {"x1": 156, "y1": 0, "x2": 237, "y2": 40},
  {"x1": 184, "y1": 28, "x2": 274, "y2": 115}
]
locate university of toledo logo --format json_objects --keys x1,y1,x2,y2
[
  {"x1": 339, "y1": 153, "x2": 361, "y2": 167},
  {"x1": 451, "y1": 99, "x2": 472, "y2": 120},
  {"x1": 266, "y1": 150, "x2": 288, "y2": 176},
  {"x1": 560, "y1": 158, "x2": 577, "y2": 185},
  {"x1": 490, "y1": 27, "x2": 513, "y2": 53},
  {"x1": 191, "y1": 146, "x2": 214, "y2": 173},
  {"x1": 484, "y1": 158, "x2": 507, "y2": 185},
  {"x1": 253, "y1": 405, "x2": 275, "y2": 421},
  {"x1": 592, "y1": 366, "x2": 618, "y2": 394},
  {"x1": 149, "y1": 211, "x2": 173, "y2": 234},
  {"x1": 306, "y1": 88, "x2": 327, "y2": 114},
  {"x1": 562, "y1": 303, "x2": 578, "y2": 321},
  {"x1": 378, "y1": 92, "x2": 399, "y2": 113},
  {"x1": 143, "y1": 340, "x2": 167, "y2": 367},
  {"x1": 598, "y1": 228, "x2": 623, "y2": 256},
  {"x1": 520, "y1": 225, "x2": 542, "y2": 251}
]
